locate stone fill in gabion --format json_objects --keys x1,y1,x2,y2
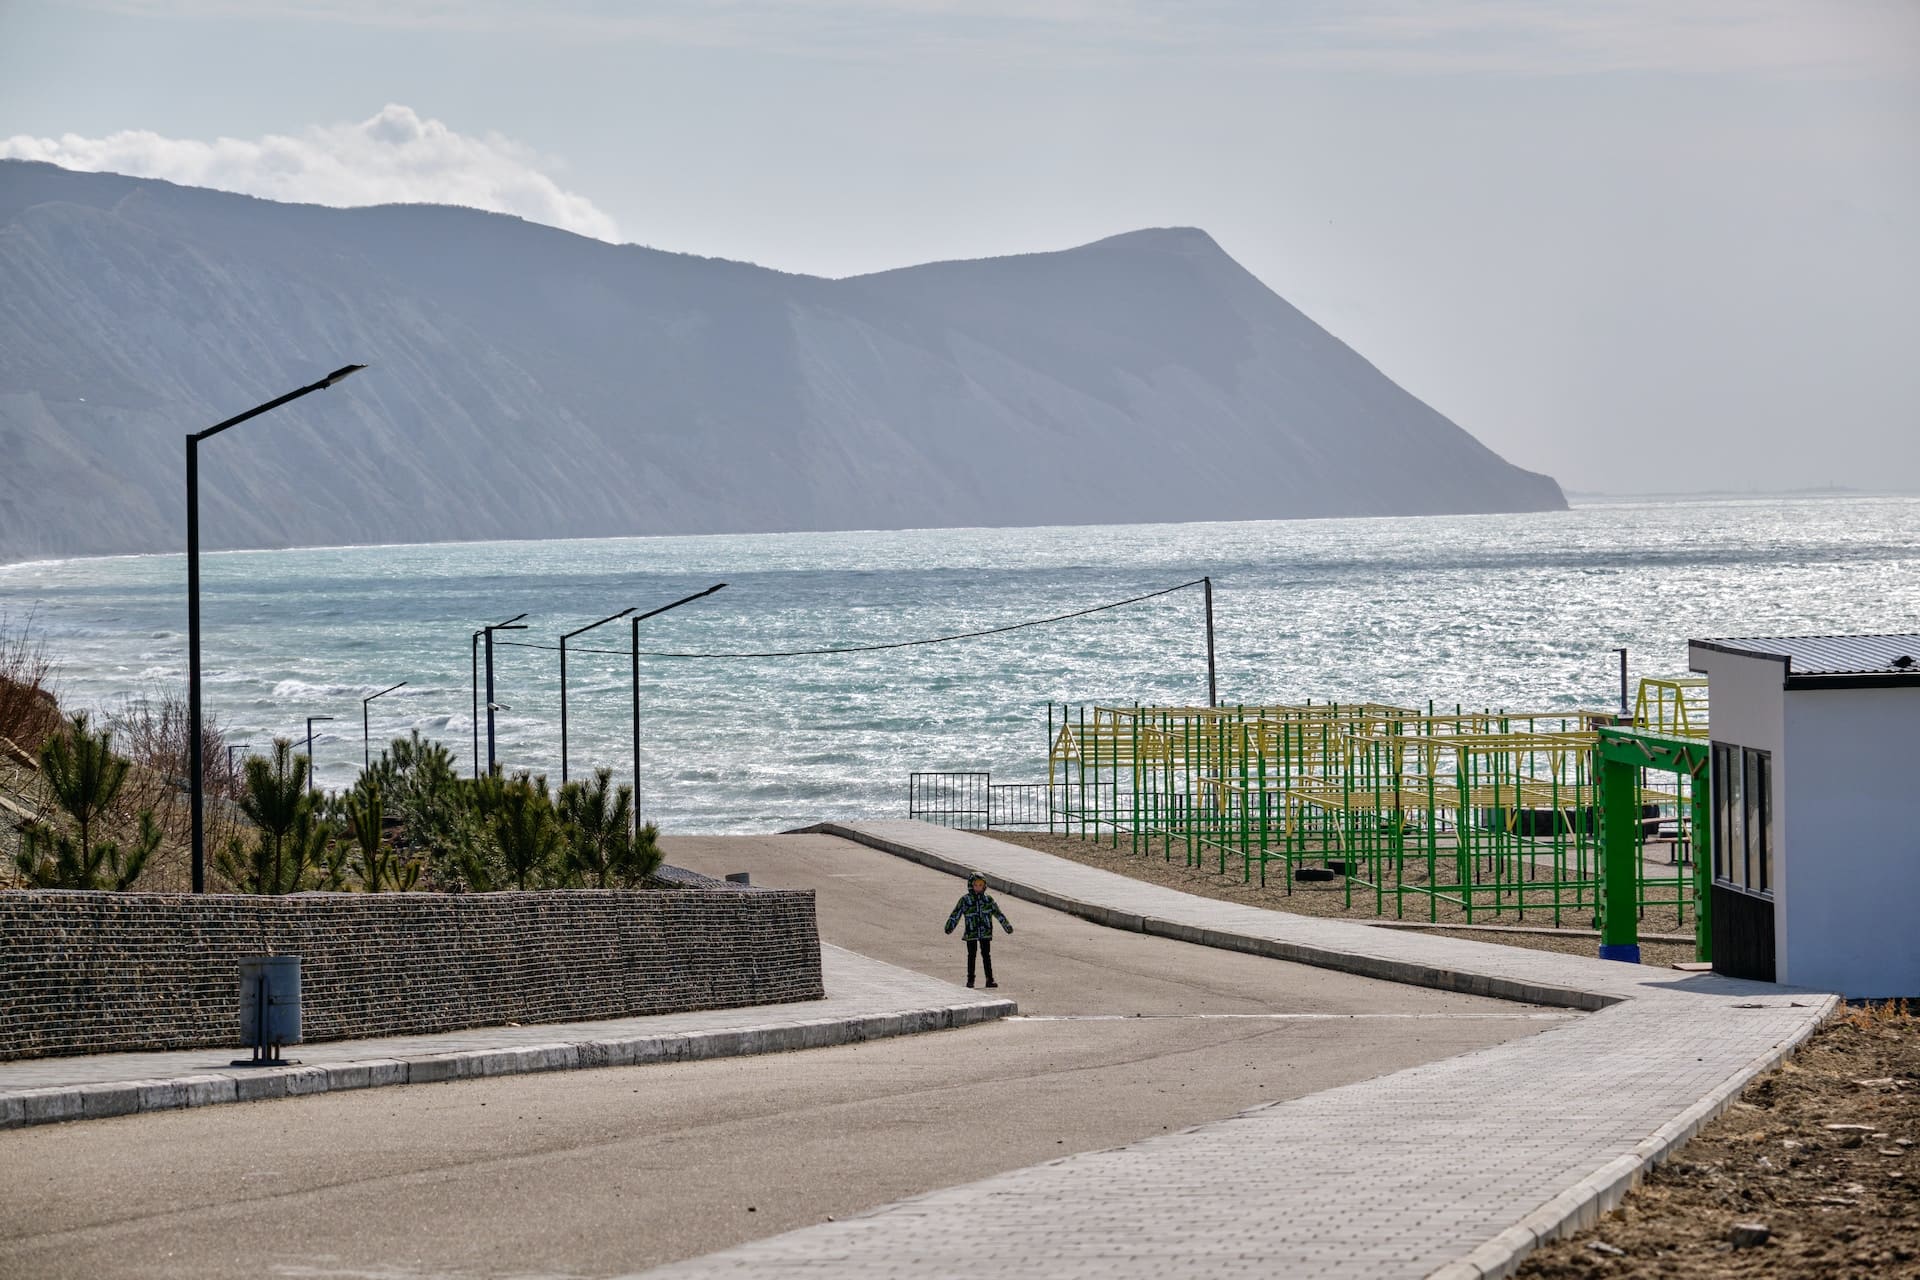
[{"x1": 0, "y1": 887, "x2": 822, "y2": 1061}]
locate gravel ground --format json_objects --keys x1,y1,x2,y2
[
  {"x1": 980, "y1": 829, "x2": 1698, "y2": 969},
  {"x1": 1517, "y1": 1004, "x2": 1919, "y2": 1279}
]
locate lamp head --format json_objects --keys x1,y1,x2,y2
[{"x1": 320, "y1": 364, "x2": 366, "y2": 388}]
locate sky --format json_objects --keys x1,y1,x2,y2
[{"x1": 2, "y1": 1, "x2": 1917, "y2": 495}]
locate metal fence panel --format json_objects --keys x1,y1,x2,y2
[
  {"x1": 988, "y1": 783, "x2": 1052, "y2": 828},
  {"x1": 908, "y1": 771, "x2": 990, "y2": 828}
]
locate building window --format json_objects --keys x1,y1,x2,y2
[
  {"x1": 1720, "y1": 740, "x2": 1735, "y2": 882},
  {"x1": 1711, "y1": 741, "x2": 1772, "y2": 898}
]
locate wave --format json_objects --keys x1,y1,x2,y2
[
  {"x1": 9, "y1": 499, "x2": 1919, "y2": 835},
  {"x1": 272, "y1": 678, "x2": 382, "y2": 699}
]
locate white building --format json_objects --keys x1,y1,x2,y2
[{"x1": 1688, "y1": 635, "x2": 1920, "y2": 999}]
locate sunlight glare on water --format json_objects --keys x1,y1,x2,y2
[{"x1": 2, "y1": 497, "x2": 1915, "y2": 833}]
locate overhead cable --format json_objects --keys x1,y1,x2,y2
[{"x1": 495, "y1": 577, "x2": 1207, "y2": 660}]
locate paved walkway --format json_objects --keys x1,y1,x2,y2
[
  {"x1": 3, "y1": 835, "x2": 1560, "y2": 1280},
  {"x1": 637, "y1": 822, "x2": 1835, "y2": 1280},
  {"x1": 0, "y1": 944, "x2": 1013, "y2": 1129}
]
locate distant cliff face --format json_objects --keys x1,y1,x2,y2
[{"x1": 0, "y1": 160, "x2": 1563, "y2": 562}]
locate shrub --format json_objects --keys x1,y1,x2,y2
[
  {"x1": 215, "y1": 739, "x2": 332, "y2": 894},
  {"x1": 13, "y1": 714, "x2": 161, "y2": 890},
  {"x1": 559, "y1": 767, "x2": 662, "y2": 888},
  {"x1": 344, "y1": 735, "x2": 666, "y2": 893},
  {"x1": 486, "y1": 772, "x2": 565, "y2": 891},
  {"x1": 0, "y1": 609, "x2": 60, "y2": 752},
  {"x1": 363, "y1": 731, "x2": 474, "y2": 887},
  {"x1": 343, "y1": 783, "x2": 420, "y2": 892}
]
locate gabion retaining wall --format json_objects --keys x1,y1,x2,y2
[{"x1": 0, "y1": 887, "x2": 823, "y2": 1061}]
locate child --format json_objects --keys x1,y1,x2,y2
[{"x1": 944, "y1": 873, "x2": 1013, "y2": 988}]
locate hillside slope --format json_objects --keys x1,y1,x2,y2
[{"x1": 0, "y1": 160, "x2": 1563, "y2": 562}]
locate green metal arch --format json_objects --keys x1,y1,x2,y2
[{"x1": 1596, "y1": 727, "x2": 1710, "y2": 964}]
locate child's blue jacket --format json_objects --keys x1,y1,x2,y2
[{"x1": 944, "y1": 889, "x2": 1012, "y2": 941}]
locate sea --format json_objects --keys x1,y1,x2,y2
[{"x1": 1, "y1": 496, "x2": 1914, "y2": 833}]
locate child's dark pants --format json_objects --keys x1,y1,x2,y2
[{"x1": 966, "y1": 938, "x2": 994, "y2": 986}]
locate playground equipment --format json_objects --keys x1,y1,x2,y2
[
  {"x1": 1593, "y1": 725, "x2": 1710, "y2": 965},
  {"x1": 911, "y1": 674, "x2": 1719, "y2": 953},
  {"x1": 1633, "y1": 676, "x2": 1709, "y2": 738},
  {"x1": 1032, "y1": 697, "x2": 1701, "y2": 939}
]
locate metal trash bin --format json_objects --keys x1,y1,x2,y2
[{"x1": 236, "y1": 955, "x2": 301, "y2": 1065}]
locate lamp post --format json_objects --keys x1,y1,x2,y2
[
  {"x1": 362, "y1": 681, "x2": 407, "y2": 769},
  {"x1": 630, "y1": 584, "x2": 727, "y2": 828},
  {"x1": 470, "y1": 614, "x2": 527, "y2": 778},
  {"x1": 560, "y1": 606, "x2": 635, "y2": 785},
  {"x1": 485, "y1": 620, "x2": 526, "y2": 776},
  {"x1": 1203, "y1": 575, "x2": 1217, "y2": 708},
  {"x1": 189, "y1": 363, "x2": 365, "y2": 893},
  {"x1": 305, "y1": 715, "x2": 335, "y2": 797}
]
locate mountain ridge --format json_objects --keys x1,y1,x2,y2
[{"x1": 0, "y1": 160, "x2": 1563, "y2": 564}]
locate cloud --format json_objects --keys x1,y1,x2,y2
[{"x1": 0, "y1": 105, "x2": 622, "y2": 242}]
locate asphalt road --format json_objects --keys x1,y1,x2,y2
[{"x1": 0, "y1": 833, "x2": 1564, "y2": 1279}]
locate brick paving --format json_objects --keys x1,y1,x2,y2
[
  {"x1": 636, "y1": 822, "x2": 1835, "y2": 1280},
  {"x1": 0, "y1": 944, "x2": 1013, "y2": 1129}
]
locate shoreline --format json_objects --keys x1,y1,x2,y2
[{"x1": 8, "y1": 490, "x2": 1916, "y2": 573}]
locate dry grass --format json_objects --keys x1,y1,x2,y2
[
  {"x1": 102, "y1": 690, "x2": 245, "y2": 889},
  {"x1": 0, "y1": 648, "x2": 245, "y2": 891},
  {"x1": 0, "y1": 610, "x2": 61, "y2": 753}
]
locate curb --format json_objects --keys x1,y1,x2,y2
[
  {"x1": 1365, "y1": 921, "x2": 1696, "y2": 945},
  {"x1": 1426, "y1": 1004, "x2": 1832, "y2": 1280},
  {"x1": 804, "y1": 823, "x2": 1613, "y2": 1012},
  {"x1": 801, "y1": 822, "x2": 1839, "y2": 1280},
  {"x1": 0, "y1": 999, "x2": 1015, "y2": 1132}
]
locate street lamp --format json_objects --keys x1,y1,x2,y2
[
  {"x1": 362, "y1": 680, "x2": 407, "y2": 769},
  {"x1": 305, "y1": 715, "x2": 335, "y2": 796},
  {"x1": 1203, "y1": 575, "x2": 1217, "y2": 708},
  {"x1": 630, "y1": 584, "x2": 727, "y2": 828},
  {"x1": 559, "y1": 606, "x2": 635, "y2": 785},
  {"x1": 189, "y1": 363, "x2": 364, "y2": 892},
  {"x1": 470, "y1": 614, "x2": 527, "y2": 778}
]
